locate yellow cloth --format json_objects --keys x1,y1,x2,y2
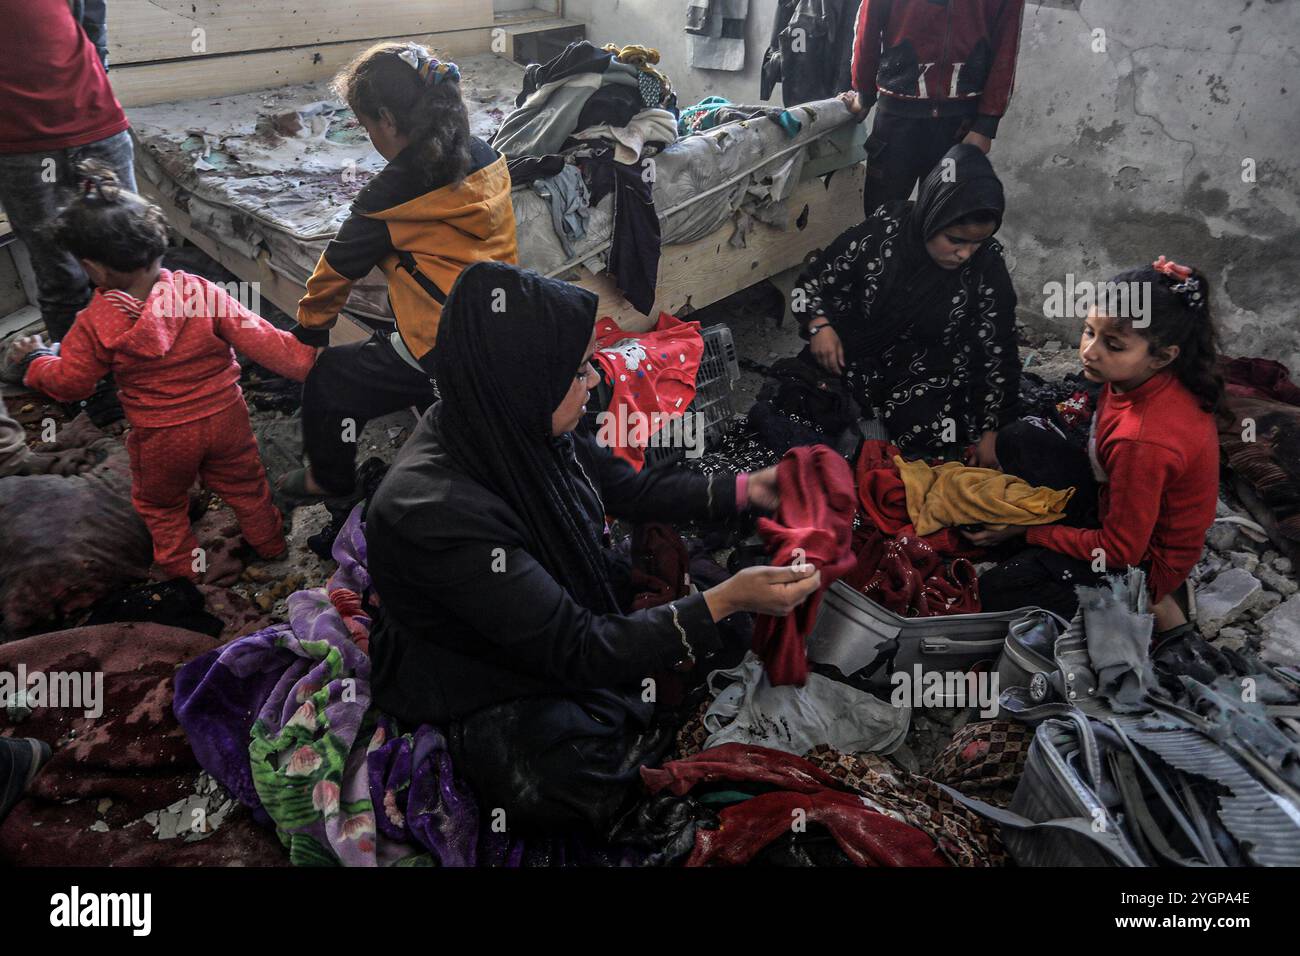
[
  {"x1": 895, "y1": 457, "x2": 1075, "y2": 536},
  {"x1": 602, "y1": 43, "x2": 671, "y2": 90}
]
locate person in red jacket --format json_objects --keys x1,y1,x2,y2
[
  {"x1": 970, "y1": 257, "x2": 1223, "y2": 637},
  {"x1": 843, "y1": 0, "x2": 1025, "y2": 219},
  {"x1": 6, "y1": 163, "x2": 318, "y2": 581},
  {"x1": 0, "y1": 0, "x2": 137, "y2": 422}
]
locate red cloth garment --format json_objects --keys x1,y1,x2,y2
[
  {"x1": 641, "y1": 742, "x2": 841, "y2": 796},
  {"x1": 1219, "y1": 356, "x2": 1300, "y2": 407},
  {"x1": 640, "y1": 744, "x2": 946, "y2": 867},
  {"x1": 689, "y1": 790, "x2": 947, "y2": 867},
  {"x1": 843, "y1": 526, "x2": 981, "y2": 617},
  {"x1": 126, "y1": 400, "x2": 285, "y2": 579},
  {"x1": 629, "y1": 523, "x2": 691, "y2": 611},
  {"x1": 1025, "y1": 371, "x2": 1219, "y2": 602},
  {"x1": 591, "y1": 313, "x2": 703, "y2": 471},
  {"x1": 855, "y1": 440, "x2": 973, "y2": 555},
  {"x1": 0, "y1": 624, "x2": 286, "y2": 866},
  {"x1": 0, "y1": 0, "x2": 129, "y2": 153},
  {"x1": 26, "y1": 270, "x2": 317, "y2": 428},
  {"x1": 1056, "y1": 390, "x2": 1095, "y2": 430},
  {"x1": 856, "y1": 439, "x2": 911, "y2": 535},
  {"x1": 751, "y1": 445, "x2": 858, "y2": 686}
]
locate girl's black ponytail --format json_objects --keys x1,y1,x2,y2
[
  {"x1": 334, "y1": 43, "x2": 472, "y2": 187},
  {"x1": 407, "y1": 71, "x2": 471, "y2": 184},
  {"x1": 1110, "y1": 261, "x2": 1226, "y2": 415}
]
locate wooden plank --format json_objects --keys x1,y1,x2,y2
[
  {"x1": 498, "y1": 17, "x2": 587, "y2": 62},
  {"x1": 107, "y1": 0, "x2": 492, "y2": 66},
  {"x1": 575, "y1": 164, "x2": 866, "y2": 332},
  {"x1": 110, "y1": 29, "x2": 494, "y2": 107}
]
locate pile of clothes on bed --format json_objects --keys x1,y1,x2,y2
[
  {"x1": 497, "y1": 41, "x2": 679, "y2": 316},
  {"x1": 498, "y1": 41, "x2": 858, "y2": 316}
]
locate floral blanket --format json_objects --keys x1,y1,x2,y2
[{"x1": 174, "y1": 506, "x2": 627, "y2": 866}]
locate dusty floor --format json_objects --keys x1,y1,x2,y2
[{"x1": 4, "y1": 240, "x2": 1297, "y2": 775}]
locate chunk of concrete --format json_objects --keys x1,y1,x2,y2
[
  {"x1": 1227, "y1": 551, "x2": 1260, "y2": 574},
  {"x1": 1196, "y1": 568, "x2": 1264, "y2": 637},
  {"x1": 1214, "y1": 626, "x2": 1251, "y2": 653},
  {"x1": 1259, "y1": 565, "x2": 1300, "y2": 597},
  {"x1": 1206, "y1": 523, "x2": 1239, "y2": 553},
  {"x1": 1259, "y1": 594, "x2": 1300, "y2": 667}
]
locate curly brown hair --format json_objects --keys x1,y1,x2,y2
[{"x1": 47, "y1": 159, "x2": 171, "y2": 272}]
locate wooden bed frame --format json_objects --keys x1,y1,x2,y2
[{"x1": 112, "y1": 0, "x2": 866, "y2": 339}]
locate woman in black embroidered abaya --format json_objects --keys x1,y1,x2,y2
[
  {"x1": 365, "y1": 261, "x2": 821, "y2": 835},
  {"x1": 795, "y1": 143, "x2": 1019, "y2": 465}
]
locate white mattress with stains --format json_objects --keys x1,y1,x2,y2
[{"x1": 129, "y1": 52, "x2": 860, "y2": 323}]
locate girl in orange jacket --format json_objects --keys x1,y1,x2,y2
[{"x1": 286, "y1": 43, "x2": 519, "y2": 499}]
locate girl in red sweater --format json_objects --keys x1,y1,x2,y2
[
  {"x1": 7, "y1": 162, "x2": 317, "y2": 580},
  {"x1": 973, "y1": 257, "x2": 1223, "y2": 635}
]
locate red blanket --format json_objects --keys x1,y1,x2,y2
[{"x1": 0, "y1": 624, "x2": 284, "y2": 866}]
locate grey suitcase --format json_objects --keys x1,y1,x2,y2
[{"x1": 806, "y1": 580, "x2": 1049, "y2": 707}]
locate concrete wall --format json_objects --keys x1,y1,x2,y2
[
  {"x1": 564, "y1": 0, "x2": 779, "y2": 106},
  {"x1": 568, "y1": 0, "x2": 1300, "y2": 370},
  {"x1": 999, "y1": 0, "x2": 1300, "y2": 371}
]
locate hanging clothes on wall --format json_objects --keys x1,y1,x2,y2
[
  {"x1": 686, "y1": 0, "x2": 749, "y2": 72},
  {"x1": 761, "y1": 0, "x2": 857, "y2": 107}
]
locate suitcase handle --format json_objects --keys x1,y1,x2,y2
[{"x1": 919, "y1": 636, "x2": 1004, "y2": 656}]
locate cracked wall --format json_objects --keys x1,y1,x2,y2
[
  {"x1": 568, "y1": 1, "x2": 1300, "y2": 369},
  {"x1": 1000, "y1": 0, "x2": 1300, "y2": 370}
]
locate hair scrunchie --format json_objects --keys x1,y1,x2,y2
[
  {"x1": 396, "y1": 45, "x2": 460, "y2": 86},
  {"x1": 1152, "y1": 255, "x2": 1206, "y2": 312}
]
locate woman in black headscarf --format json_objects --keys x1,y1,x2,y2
[
  {"x1": 795, "y1": 143, "x2": 1019, "y2": 465},
  {"x1": 365, "y1": 261, "x2": 820, "y2": 835}
]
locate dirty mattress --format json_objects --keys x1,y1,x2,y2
[{"x1": 129, "y1": 52, "x2": 860, "y2": 324}]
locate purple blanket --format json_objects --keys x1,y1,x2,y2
[{"x1": 175, "y1": 506, "x2": 629, "y2": 866}]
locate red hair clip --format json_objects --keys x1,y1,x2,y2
[{"x1": 1152, "y1": 255, "x2": 1193, "y2": 281}]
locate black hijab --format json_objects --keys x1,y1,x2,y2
[
  {"x1": 909, "y1": 142, "x2": 1005, "y2": 245},
  {"x1": 853, "y1": 143, "x2": 1007, "y2": 356},
  {"x1": 433, "y1": 261, "x2": 621, "y2": 613}
]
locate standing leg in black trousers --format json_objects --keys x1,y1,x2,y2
[
  {"x1": 300, "y1": 333, "x2": 436, "y2": 496},
  {"x1": 862, "y1": 112, "x2": 971, "y2": 219}
]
